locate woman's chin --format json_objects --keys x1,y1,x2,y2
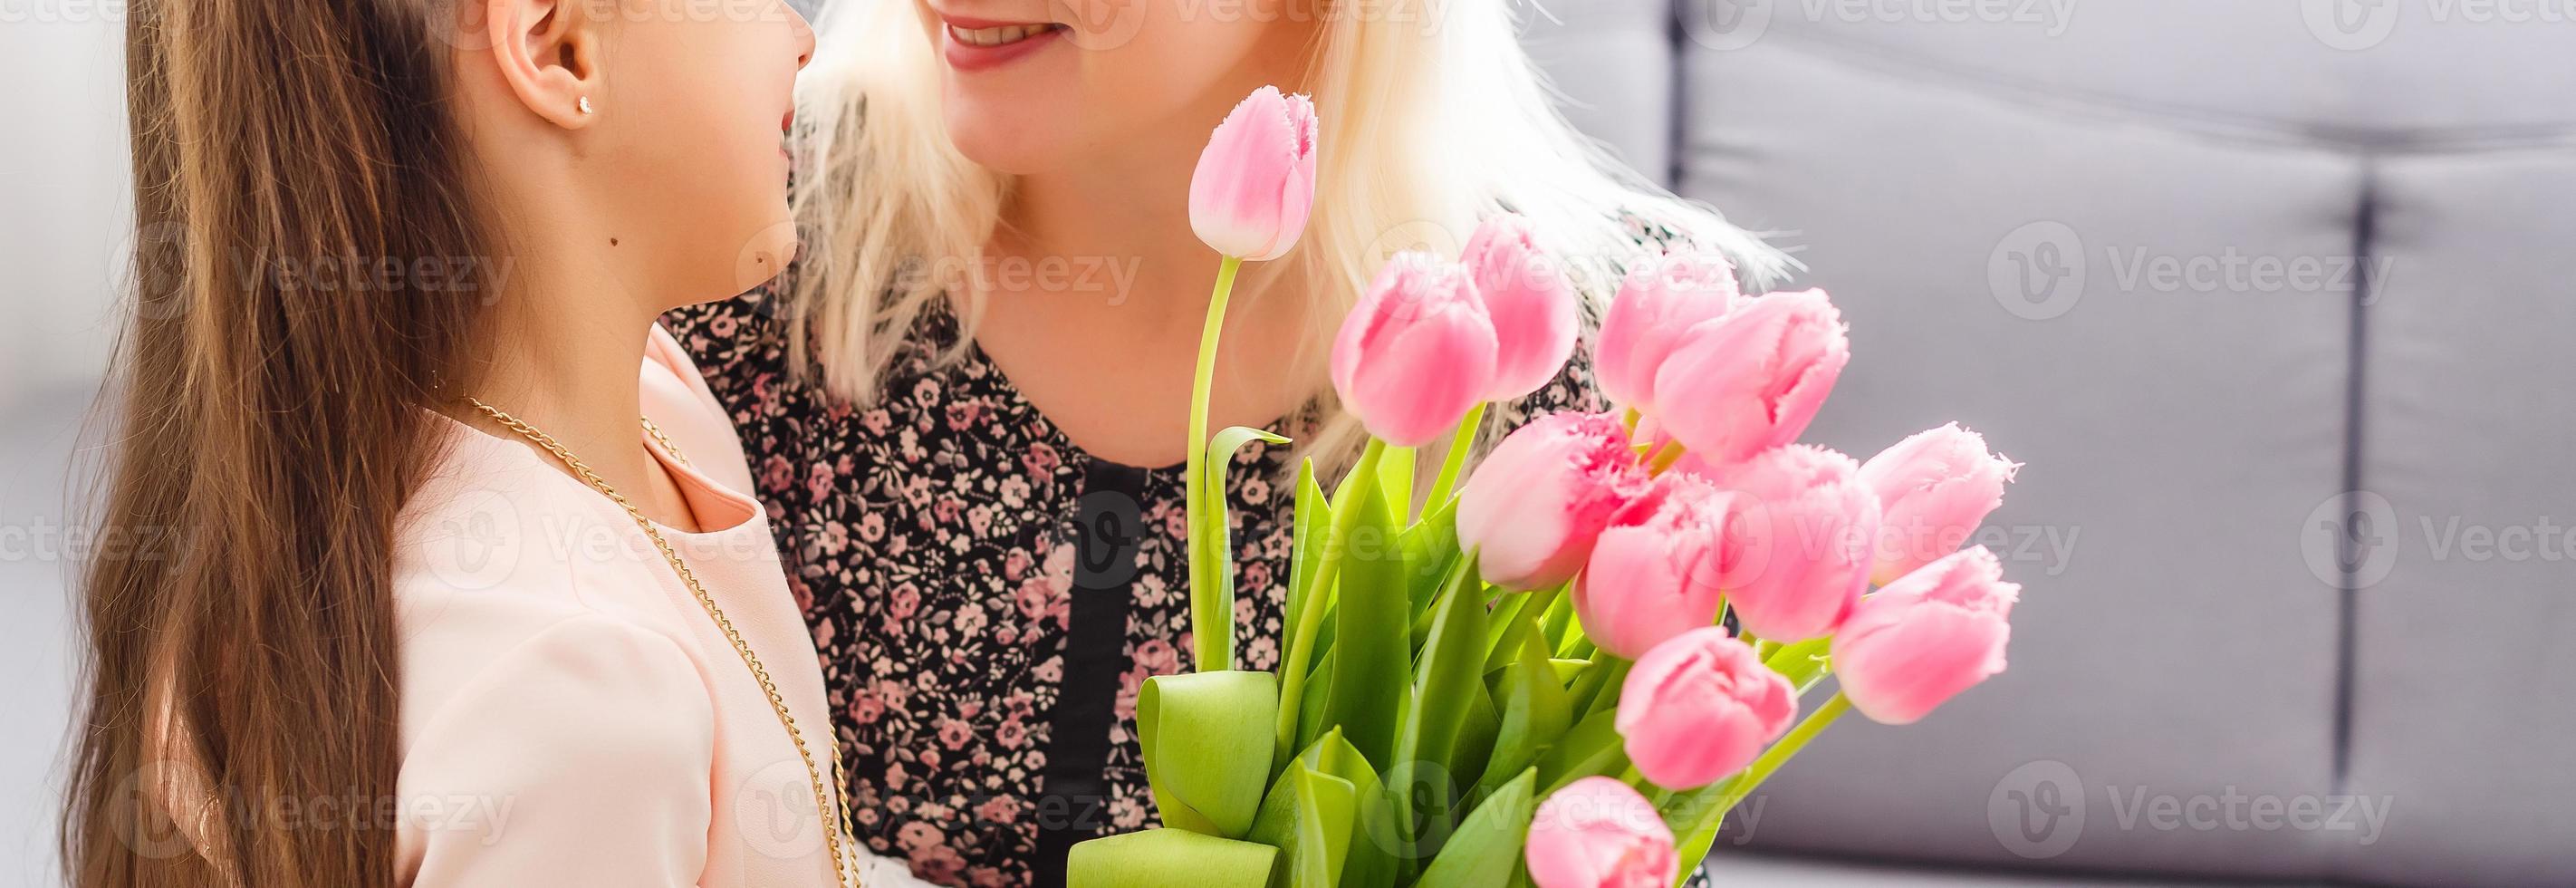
[{"x1": 940, "y1": 100, "x2": 1079, "y2": 177}]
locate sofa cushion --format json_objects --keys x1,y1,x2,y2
[
  {"x1": 1519, "y1": 0, "x2": 1681, "y2": 179},
  {"x1": 1673, "y1": 34, "x2": 2359, "y2": 880},
  {"x1": 2337, "y1": 148, "x2": 2576, "y2": 888}
]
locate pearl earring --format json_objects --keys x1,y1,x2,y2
[{"x1": 577, "y1": 96, "x2": 594, "y2": 115}]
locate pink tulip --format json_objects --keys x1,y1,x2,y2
[
  {"x1": 1572, "y1": 472, "x2": 1738, "y2": 659},
  {"x1": 1456, "y1": 410, "x2": 1650, "y2": 591},
  {"x1": 1595, "y1": 251, "x2": 1742, "y2": 413},
  {"x1": 1860, "y1": 423, "x2": 2019, "y2": 585},
  {"x1": 1331, "y1": 252, "x2": 1499, "y2": 447},
  {"x1": 1461, "y1": 214, "x2": 1579, "y2": 401},
  {"x1": 1616, "y1": 625, "x2": 1797, "y2": 789},
  {"x1": 1651, "y1": 289, "x2": 1850, "y2": 468},
  {"x1": 1832, "y1": 545, "x2": 2020, "y2": 725},
  {"x1": 1712, "y1": 445, "x2": 1879, "y2": 642},
  {"x1": 1525, "y1": 777, "x2": 1677, "y2": 888},
  {"x1": 1187, "y1": 86, "x2": 1317, "y2": 261}
]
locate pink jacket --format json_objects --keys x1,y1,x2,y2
[{"x1": 389, "y1": 327, "x2": 910, "y2": 886}]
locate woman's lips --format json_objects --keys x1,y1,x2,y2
[{"x1": 940, "y1": 17, "x2": 1066, "y2": 72}]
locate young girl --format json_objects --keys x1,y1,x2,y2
[
  {"x1": 662, "y1": 0, "x2": 1787, "y2": 882},
  {"x1": 58, "y1": 0, "x2": 917, "y2": 883}
]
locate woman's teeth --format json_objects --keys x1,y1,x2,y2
[{"x1": 948, "y1": 23, "x2": 1056, "y2": 46}]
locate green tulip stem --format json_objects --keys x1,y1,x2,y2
[
  {"x1": 1187, "y1": 254, "x2": 1245, "y2": 671},
  {"x1": 1711, "y1": 691, "x2": 1851, "y2": 817},
  {"x1": 1422, "y1": 401, "x2": 1488, "y2": 508}
]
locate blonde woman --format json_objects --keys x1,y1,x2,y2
[{"x1": 660, "y1": 0, "x2": 1787, "y2": 883}]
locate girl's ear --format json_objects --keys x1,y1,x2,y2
[{"x1": 482, "y1": 0, "x2": 604, "y2": 129}]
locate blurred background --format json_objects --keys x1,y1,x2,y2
[{"x1": 5, "y1": 0, "x2": 2571, "y2": 885}]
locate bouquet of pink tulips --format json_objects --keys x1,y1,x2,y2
[{"x1": 1068, "y1": 86, "x2": 2025, "y2": 888}]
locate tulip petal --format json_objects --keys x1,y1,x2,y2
[
  {"x1": 1831, "y1": 546, "x2": 2019, "y2": 724},
  {"x1": 1188, "y1": 86, "x2": 1318, "y2": 260}
]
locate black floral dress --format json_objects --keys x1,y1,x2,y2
[{"x1": 664, "y1": 223, "x2": 1688, "y2": 887}]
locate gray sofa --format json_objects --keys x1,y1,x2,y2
[{"x1": 1521, "y1": 1, "x2": 2576, "y2": 885}]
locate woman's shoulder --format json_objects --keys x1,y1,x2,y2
[{"x1": 664, "y1": 275, "x2": 799, "y2": 387}]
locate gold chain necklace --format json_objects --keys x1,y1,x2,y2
[{"x1": 466, "y1": 399, "x2": 864, "y2": 887}]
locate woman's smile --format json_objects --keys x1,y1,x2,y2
[{"x1": 938, "y1": 14, "x2": 1068, "y2": 72}]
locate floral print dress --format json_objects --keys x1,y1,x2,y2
[{"x1": 664, "y1": 224, "x2": 1687, "y2": 887}]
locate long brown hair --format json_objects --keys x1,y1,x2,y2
[{"x1": 62, "y1": 0, "x2": 497, "y2": 880}]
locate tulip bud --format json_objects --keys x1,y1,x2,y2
[
  {"x1": 1572, "y1": 472, "x2": 1736, "y2": 659},
  {"x1": 1616, "y1": 625, "x2": 1797, "y2": 790},
  {"x1": 1860, "y1": 423, "x2": 2018, "y2": 585},
  {"x1": 1456, "y1": 410, "x2": 1650, "y2": 591},
  {"x1": 1651, "y1": 289, "x2": 1850, "y2": 468},
  {"x1": 1525, "y1": 777, "x2": 1677, "y2": 888},
  {"x1": 1461, "y1": 214, "x2": 1579, "y2": 401},
  {"x1": 1595, "y1": 251, "x2": 1741, "y2": 413},
  {"x1": 1712, "y1": 445, "x2": 1879, "y2": 643},
  {"x1": 1831, "y1": 545, "x2": 2020, "y2": 725},
  {"x1": 1330, "y1": 252, "x2": 1498, "y2": 447},
  {"x1": 1187, "y1": 86, "x2": 1318, "y2": 261}
]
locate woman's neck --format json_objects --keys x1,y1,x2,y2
[{"x1": 995, "y1": 147, "x2": 1213, "y2": 323}]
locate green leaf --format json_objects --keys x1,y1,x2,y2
[
  {"x1": 1269, "y1": 729, "x2": 1402, "y2": 888},
  {"x1": 1323, "y1": 461, "x2": 1409, "y2": 770},
  {"x1": 1297, "y1": 647, "x2": 1337, "y2": 752},
  {"x1": 1399, "y1": 497, "x2": 1462, "y2": 624},
  {"x1": 1066, "y1": 827, "x2": 1280, "y2": 888},
  {"x1": 1484, "y1": 584, "x2": 1564, "y2": 672},
  {"x1": 1482, "y1": 591, "x2": 1533, "y2": 660},
  {"x1": 1475, "y1": 623, "x2": 1573, "y2": 800},
  {"x1": 1277, "y1": 458, "x2": 1336, "y2": 767},
  {"x1": 1283, "y1": 459, "x2": 1331, "y2": 661},
  {"x1": 1377, "y1": 445, "x2": 1416, "y2": 525},
  {"x1": 1541, "y1": 593, "x2": 1580, "y2": 656},
  {"x1": 1565, "y1": 657, "x2": 1630, "y2": 721},
  {"x1": 1141, "y1": 671, "x2": 1280, "y2": 838},
  {"x1": 1534, "y1": 708, "x2": 1628, "y2": 795},
  {"x1": 1193, "y1": 426, "x2": 1291, "y2": 672},
  {"x1": 1290, "y1": 442, "x2": 1380, "y2": 757},
  {"x1": 1448, "y1": 679, "x2": 1499, "y2": 800},
  {"x1": 1386, "y1": 557, "x2": 1488, "y2": 868},
  {"x1": 1545, "y1": 659, "x2": 1588, "y2": 686},
  {"x1": 1413, "y1": 768, "x2": 1537, "y2": 888},
  {"x1": 1248, "y1": 761, "x2": 1356, "y2": 888}
]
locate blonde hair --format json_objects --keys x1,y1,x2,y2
[{"x1": 787, "y1": 0, "x2": 1793, "y2": 470}]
